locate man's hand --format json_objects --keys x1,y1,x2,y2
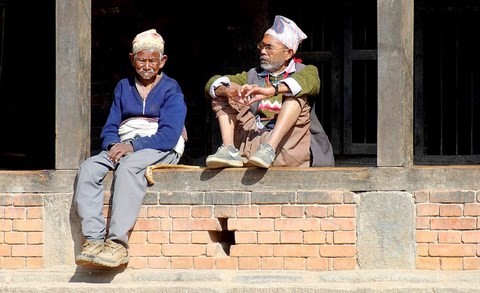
[
  {"x1": 215, "y1": 82, "x2": 249, "y2": 105},
  {"x1": 240, "y1": 84, "x2": 274, "y2": 105},
  {"x1": 108, "y1": 142, "x2": 134, "y2": 163}
]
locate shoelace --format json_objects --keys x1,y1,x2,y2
[{"x1": 103, "y1": 242, "x2": 117, "y2": 255}]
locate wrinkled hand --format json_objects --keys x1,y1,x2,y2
[
  {"x1": 222, "y1": 83, "x2": 248, "y2": 105},
  {"x1": 240, "y1": 84, "x2": 271, "y2": 105},
  {"x1": 108, "y1": 142, "x2": 134, "y2": 163}
]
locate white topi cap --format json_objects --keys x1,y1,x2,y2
[
  {"x1": 264, "y1": 15, "x2": 307, "y2": 53},
  {"x1": 132, "y1": 29, "x2": 165, "y2": 54}
]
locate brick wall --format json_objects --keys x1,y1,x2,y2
[
  {"x1": 2, "y1": 189, "x2": 480, "y2": 270},
  {"x1": 0, "y1": 194, "x2": 44, "y2": 269},
  {"x1": 415, "y1": 190, "x2": 480, "y2": 270}
]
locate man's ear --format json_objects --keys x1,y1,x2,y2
[
  {"x1": 285, "y1": 49, "x2": 294, "y2": 61},
  {"x1": 129, "y1": 53, "x2": 135, "y2": 64}
]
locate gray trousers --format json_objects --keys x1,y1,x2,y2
[{"x1": 74, "y1": 148, "x2": 180, "y2": 247}]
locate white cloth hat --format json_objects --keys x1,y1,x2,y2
[
  {"x1": 132, "y1": 29, "x2": 165, "y2": 54},
  {"x1": 264, "y1": 15, "x2": 307, "y2": 53}
]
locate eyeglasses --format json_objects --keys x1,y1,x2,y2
[{"x1": 257, "y1": 42, "x2": 288, "y2": 54}]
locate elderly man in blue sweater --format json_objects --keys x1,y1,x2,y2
[{"x1": 74, "y1": 29, "x2": 187, "y2": 268}]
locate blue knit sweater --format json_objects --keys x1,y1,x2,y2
[{"x1": 101, "y1": 73, "x2": 187, "y2": 152}]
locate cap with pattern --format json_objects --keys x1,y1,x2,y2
[
  {"x1": 264, "y1": 16, "x2": 307, "y2": 53},
  {"x1": 132, "y1": 29, "x2": 165, "y2": 54}
]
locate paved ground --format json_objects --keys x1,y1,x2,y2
[{"x1": 1, "y1": 269, "x2": 480, "y2": 292}]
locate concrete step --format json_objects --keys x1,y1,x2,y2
[{"x1": 2, "y1": 269, "x2": 480, "y2": 292}]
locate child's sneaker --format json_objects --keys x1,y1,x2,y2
[
  {"x1": 206, "y1": 144, "x2": 243, "y2": 168},
  {"x1": 247, "y1": 143, "x2": 276, "y2": 168}
]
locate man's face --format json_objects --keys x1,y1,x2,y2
[
  {"x1": 131, "y1": 49, "x2": 165, "y2": 81},
  {"x1": 258, "y1": 34, "x2": 292, "y2": 72}
]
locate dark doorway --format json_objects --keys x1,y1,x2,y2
[{"x1": 0, "y1": 0, "x2": 55, "y2": 169}]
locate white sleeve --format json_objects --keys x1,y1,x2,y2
[
  {"x1": 209, "y1": 76, "x2": 231, "y2": 98},
  {"x1": 280, "y1": 77, "x2": 301, "y2": 96}
]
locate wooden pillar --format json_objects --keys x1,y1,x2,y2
[
  {"x1": 55, "y1": 0, "x2": 91, "y2": 169},
  {"x1": 377, "y1": 0, "x2": 414, "y2": 167}
]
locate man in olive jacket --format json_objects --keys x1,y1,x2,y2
[{"x1": 205, "y1": 15, "x2": 334, "y2": 169}]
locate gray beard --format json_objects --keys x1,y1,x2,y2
[{"x1": 260, "y1": 60, "x2": 283, "y2": 73}]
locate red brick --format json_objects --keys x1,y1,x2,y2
[
  {"x1": 26, "y1": 207, "x2": 43, "y2": 219},
  {"x1": 238, "y1": 257, "x2": 260, "y2": 269},
  {"x1": 191, "y1": 231, "x2": 211, "y2": 244},
  {"x1": 273, "y1": 245, "x2": 319, "y2": 257},
  {"x1": 170, "y1": 257, "x2": 193, "y2": 269},
  {"x1": 191, "y1": 206, "x2": 213, "y2": 218},
  {"x1": 281, "y1": 206, "x2": 304, "y2": 218},
  {"x1": 147, "y1": 206, "x2": 169, "y2": 218},
  {"x1": 4, "y1": 207, "x2": 26, "y2": 219},
  {"x1": 230, "y1": 244, "x2": 273, "y2": 257},
  {"x1": 431, "y1": 218, "x2": 476, "y2": 230},
  {"x1": 162, "y1": 244, "x2": 206, "y2": 256},
  {"x1": 306, "y1": 257, "x2": 328, "y2": 270},
  {"x1": 304, "y1": 231, "x2": 326, "y2": 244},
  {"x1": 213, "y1": 206, "x2": 236, "y2": 218},
  {"x1": 173, "y1": 219, "x2": 221, "y2": 231},
  {"x1": 236, "y1": 206, "x2": 259, "y2": 218},
  {"x1": 439, "y1": 204, "x2": 463, "y2": 217},
  {"x1": 416, "y1": 203, "x2": 439, "y2": 216},
  {"x1": 305, "y1": 205, "x2": 328, "y2": 218},
  {"x1": 11, "y1": 245, "x2": 43, "y2": 257},
  {"x1": 280, "y1": 231, "x2": 303, "y2": 244},
  {"x1": 416, "y1": 257, "x2": 440, "y2": 269},
  {"x1": 169, "y1": 206, "x2": 191, "y2": 218},
  {"x1": 133, "y1": 219, "x2": 161, "y2": 231},
  {"x1": 275, "y1": 218, "x2": 320, "y2": 231},
  {"x1": 438, "y1": 231, "x2": 461, "y2": 243},
  {"x1": 440, "y1": 257, "x2": 463, "y2": 270},
  {"x1": 235, "y1": 231, "x2": 257, "y2": 244},
  {"x1": 320, "y1": 245, "x2": 356, "y2": 257},
  {"x1": 229, "y1": 219, "x2": 273, "y2": 231},
  {"x1": 333, "y1": 205, "x2": 356, "y2": 217},
  {"x1": 128, "y1": 257, "x2": 148, "y2": 269},
  {"x1": 462, "y1": 231, "x2": 480, "y2": 243},
  {"x1": 4, "y1": 232, "x2": 26, "y2": 244},
  {"x1": 215, "y1": 257, "x2": 238, "y2": 269},
  {"x1": 320, "y1": 218, "x2": 355, "y2": 231},
  {"x1": 26, "y1": 257, "x2": 44, "y2": 269},
  {"x1": 429, "y1": 244, "x2": 475, "y2": 256},
  {"x1": 258, "y1": 232, "x2": 280, "y2": 244},
  {"x1": 333, "y1": 257, "x2": 357, "y2": 270},
  {"x1": 261, "y1": 257, "x2": 283, "y2": 269},
  {"x1": 27, "y1": 232, "x2": 43, "y2": 245},
  {"x1": 283, "y1": 257, "x2": 305, "y2": 270},
  {"x1": 0, "y1": 244, "x2": 11, "y2": 256},
  {"x1": 416, "y1": 217, "x2": 430, "y2": 229},
  {"x1": 417, "y1": 244, "x2": 429, "y2": 256},
  {"x1": 194, "y1": 257, "x2": 215, "y2": 269},
  {"x1": 464, "y1": 203, "x2": 480, "y2": 216},
  {"x1": 333, "y1": 231, "x2": 356, "y2": 244},
  {"x1": 464, "y1": 257, "x2": 480, "y2": 270},
  {"x1": 137, "y1": 206, "x2": 147, "y2": 218},
  {"x1": 3, "y1": 257, "x2": 25, "y2": 269},
  {"x1": 147, "y1": 231, "x2": 169, "y2": 244},
  {"x1": 13, "y1": 219, "x2": 43, "y2": 231},
  {"x1": 416, "y1": 231, "x2": 437, "y2": 243},
  {"x1": 170, "y1": 232, "x2": 191, "y2": 244},
  {"x1": 129, "y1": 231, "x2": 147, "y2": 244},
  {"x1": 128, "y1": 244, "x2": 162, "y2": 257},
  {"x1": 148, "y1": 256, "x2": 170, "y2": 268},
  {"x1": 259, "y1": 205, "x2": 282, "y2": 218}
]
